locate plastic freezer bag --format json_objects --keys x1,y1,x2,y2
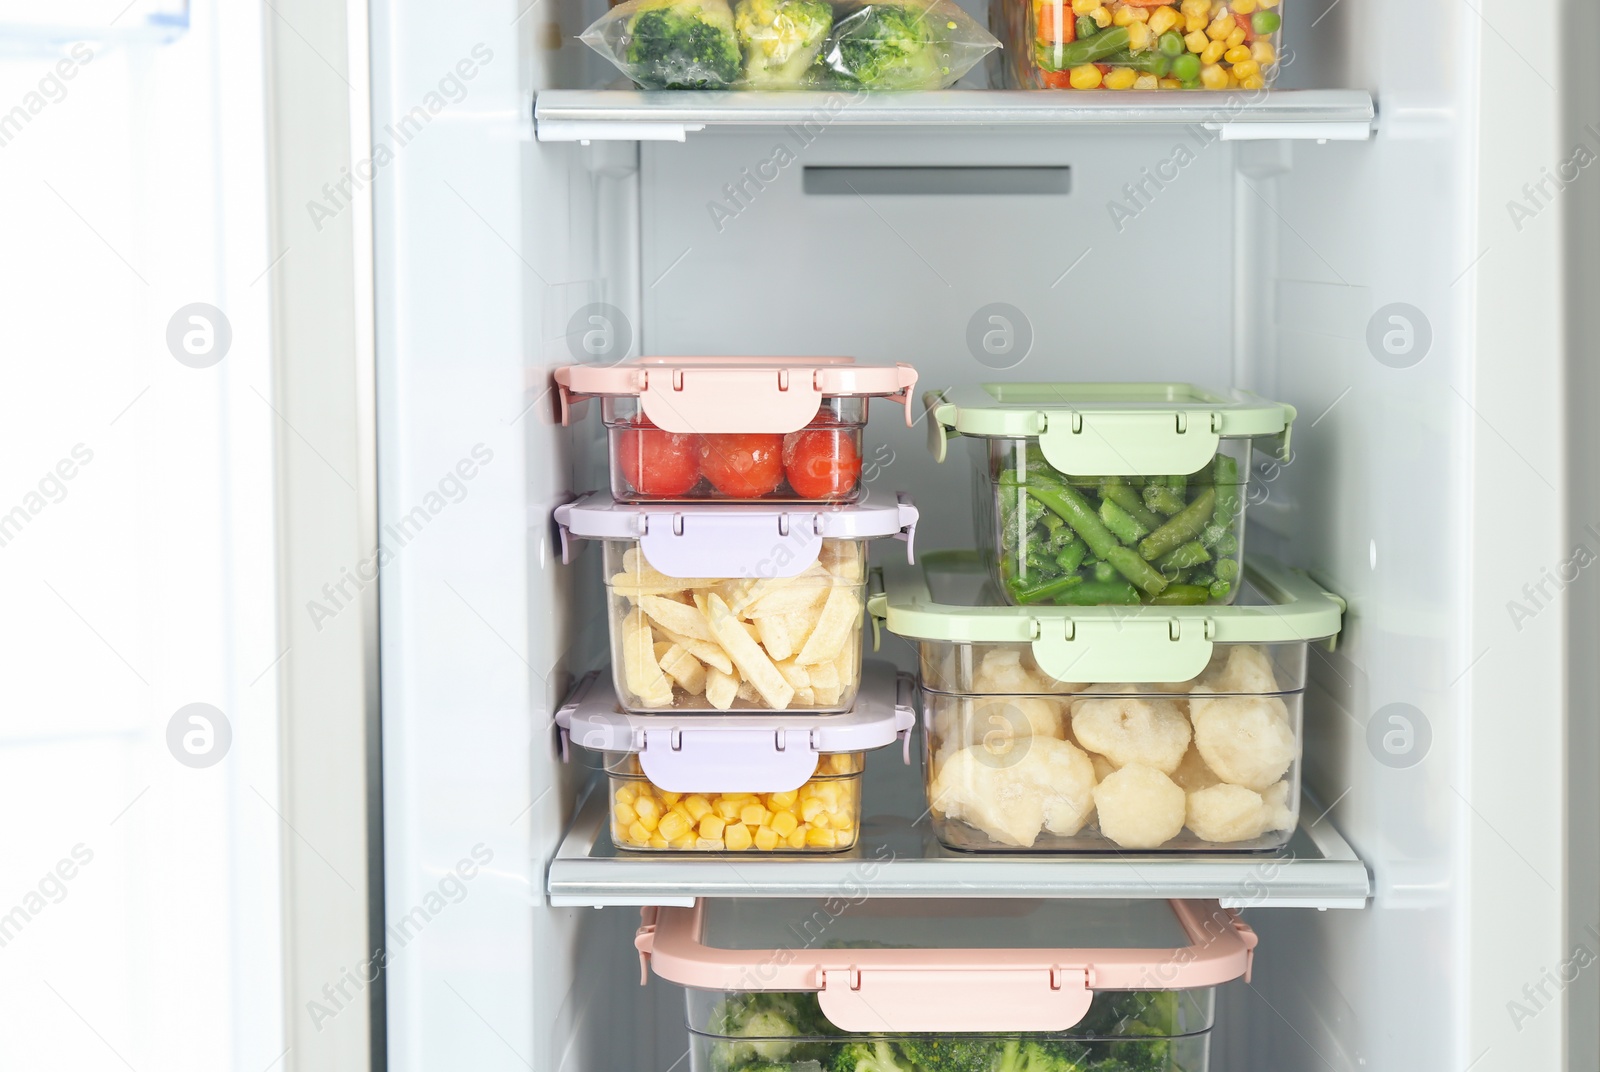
[{"x1": 580, "y1": 0, "x2": 1000, "y2": 90}]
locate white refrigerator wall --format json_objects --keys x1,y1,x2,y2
[{"x1": 374, "y1": 2, "x2": 1577, "y2": 1071}]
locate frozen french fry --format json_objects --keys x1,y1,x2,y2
[
  {"x1": 776, "y1": 659, "x2": 811, "y2": 690},
  {"x1": 622, "y1": 609, "x2": 674, "y2": 707},
  {"x1": 659, "y1": 643, "x2": 707, "y2": 696},
  {"x1": 744, "y1": 582, "x2": 830, "y2": 620},
  {"x1": 794, "y1": 583, "x2": 860, "y2": 665},
  {"x1": 810, "y1": 658, "x2": 842, "y2": 706},
  {"x1": 736, "y1": 680, "x2": 761, "y2": 703},
  {"x1": 794, "y1": 686, "x2": 816, "y2": 706},
  {"x1": 706, "y1": 593, "x2": 795, "y2": 709},
  {"x1": 755, "y1": 614, "x2": 795, "y2": 662},
  {"x1": 639, "y1": 594, "x2": 716, "y2": 643},
  {"x1": 654, "y1": 625, "x2": 734, "y2": 675},
  {"x1": 704, "y1": 666, "x2": 738, "y2": 710},
  {"x1": 820, "y1": 540, "x2": 865, "y2": 582}
]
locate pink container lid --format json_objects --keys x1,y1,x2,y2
[
  {"x1": 553, "y1": 492, "x2": 918, "y2": 578},
  {"x1": 553, "y1": 356, "x2": 919, "y2": 432},
  {"x1": 636, "y1": 897, "x2": 1256, "y2": 1033},
  {"x1": 555, "y1": 661, "x2": 915, "y2": 792}
]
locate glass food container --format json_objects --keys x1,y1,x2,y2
[
  {"x1": 636, "y1": 896, "x2": 1257, "y2": 1072},
  {"x1": 925, "y1": 383, "x2": 1295, "y2": 607},
  {"x1": 556, "y1": 662, "x2": 914, "y2": 853},
  {"x1": 999, "y1": 0, "x2": 1286, "y2": 91},
  {"x1": 869, "y1": 551, "x2": 1344, "y2": 852},
  {"x1": 553, "y1": 357, "x2": 918, "y2": 503},
  {"x1": 554, "y1": 492, "x2": 918, "y2": 713}
]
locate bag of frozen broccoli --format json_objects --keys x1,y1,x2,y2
[
  {"x1": 582, "y1": 0, "x2": 743, "y2": 89},
  {"x1": 581, "y1": 0, "x2": 998, "y2": 89},
  {"x1": 813, "y1": 0, "x2": 997, "y2": 90}
]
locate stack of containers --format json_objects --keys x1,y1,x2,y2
[
  {"x1": 551, "y1": 357, "x2": 922, "y2": 854},
  {"x1": 868, "y1": 382, "x2": 1345, "y2": 853}
]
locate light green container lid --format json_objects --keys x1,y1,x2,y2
[
  {"x1": 926, "y1": 383, "x2": 1296, "y2": 476},
  {"x1": 868, "y1": 551, "x2": 1344, "y2": 684}
]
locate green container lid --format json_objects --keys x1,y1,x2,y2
[
  {"x1": 869, "y1": 551, "x2": 1344, "y2": 684},
  {"x1": 926, "y1": 383, "x2": 1296, "y2": 476}
]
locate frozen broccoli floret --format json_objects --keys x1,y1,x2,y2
[
  {"x1": 897, "y1": 1035, "x2": 998, "y2": 1072},
  {"x1": 625, "y1": 0, "x2": 741, "y2": 88},
  {"x1": 735, "y1": 0, "x2": 833, "y2": 85},
  {"x1": 817, "y1": 0, "x2": 952, "y2": 89},
  {"x1": 995, "y1": 1039, "x2": 1091, "y2": 1072},
  {"x1": 830, "y1": 1039, "x2": 915, "y2": 1072},
  {"x1": 708, "y1": 994, "x2": 834, "y2": 1071}
]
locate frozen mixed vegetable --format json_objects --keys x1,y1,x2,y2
[
  {"x1": 582, "y1": 0, "x2": 997, "y2": 90},
  {"x1": 1012, "y1": 0, "x2": 1282, "y2": 91},
  {"x1": 612, "y1": 542, "x2": 863, "y2": 710},
  {"x1": 611, "y1": 754, "x2": 860, "y2": 851},
  {"x1": 927, "y1": 645, "x2": 1296, "y2": 850},
  {"x1": 994, "y1": 445, "x2": 1243, "y2": 606},
  {"x1": 705, "y1": 990, "x2": 1188, "y2": 1072}
]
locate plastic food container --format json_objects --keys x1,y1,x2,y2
[
  {"x1": 554, "y1": 357, "x2": 919, "y2": 502},
  {"x1": 999, "y1": 0, "x2": 1286, "y2": 91},
  {"x1": 556, "y1": 661, "x2": 914, "y2": 853},
  {"x1": 636, "y1": 896, "x2": 1256, "y2": 1072},
  {"x1": 926, "y1": 383, "x2": 1295, "y2": 607},
  {"x1": 555, "y1": 492, "x2": 918, "y2": 713},
  {"x1": 869, "y1": 551, "x2": 1344, "y2": 852}
]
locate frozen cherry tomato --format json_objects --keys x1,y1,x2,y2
[
  {"x1": 618, "y1": 415, "x2": 700, "y2": 497},
  {"x1": 699, "y1": 433, "x2": 785, "y2": 498},
  {"x1": 784, "y1": 429, "x2": 862, "y2": 499}
]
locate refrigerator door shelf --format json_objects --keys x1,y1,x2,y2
[{"x1": 556, "y1": 661, "x2": 917, "y2": 793}]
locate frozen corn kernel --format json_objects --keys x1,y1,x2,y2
[
  {"x1": 770, "y1": 810, "x2": 800, "y2": 837},
  {"x1": 699, "y1": 815, "x2": 726, "y2": 841},
  {"x1": 685, "y1": 795, "x2": 712, "y2": 822},
  {"x1": 725, "y1": 823, "x2": 754, "y2": 851},
  {"x1": 753, "y1": 827, "x2": 780, "y2": 851},
  {"x1": 649, "y1": 834, "x2": 669, "y2": 849},
  {"x1": 800, "y1": 797, "x2": 826, "y2": 822},
  {"x1": 739, "y1": 803, "x2": 769, "y2": 827},
  {"x1": 1239, "y1": 73, "x2": 1265, "y2": 89},
  {"x1": 1158, "y1": 77, "x2": 1182, "y2": 88},
  {"x1": 1225, "y1": 25, "x2": 1247, "y2": 47},
  {"x1": 1251, "y1": 40, "x2": 1276, "y2": 64},
  {"x1": 615, "y1": 784, "x2": 637, "y2": 805},
  {"x1": 625, "y1": 820, "x2": 649, "y2": 844},
  {"x1": 1258, "y1": 0, "x2": 1277, "y2": 7},
  {"x1": 1126, "y1": 22, "x2": 1152, "y2": 50},
  {"x1": 1180, "y1": 0, "x2": 1210, "y2": 16},
  {"x1": 1148, "y1": 6, "x2": 1180, "y2": 33},
  {"x1": 659, "y1": 791, "x2": 682, "y2": 806},
  {"x1": 1185, "y1": 12, "x2": 1207, "y2": 32},
  {"x1": 670, "y1": 834, "x2": 696, "y2": 850},
  {"x1": 1091, "y1": 6, "x2": 1112, "y2": 27},
  {"x1": 787, "y1": 826, "x2": 809, "y2": 849},
  {"x1": 806, "y1": 827, "x2": 838, "y2": 848},
  {"x1": 1069, "y1": 64, "x2": 1102, "y2": 89},
  {"x1": 1231, "y1": 0, "x2": 1256, "y2": 12},
  {"x1": 696, "y1": 837, "x2": 726, "y2": 851},
  {"x1": 1112, "y1": 5, "x2": 1134, "y2": 25},
  {"x1": 1206, "y1": 13, "x2": 1235, "y2": 39},
  {"x1": 657, "y1": 811, "x2": 692, "y2": 841},
  {"x1": 1071, "y1": 0, "x2": 1097, "y2": 13},
  {"x1": 1133, "y1": 73, "x2": 1159, "y2": 89},
  {"x1": 768, "y1": 789, "x2": 799, "y2": 809},
  {"x1": 1224, "y1": 44, "x2": 1251, "y2": 64},
  {"x1": 811, "y1": 811, "x2": 832, "y2": 831},
  {"x1": 1200, "y1": 62, "x2": 1229, "y2": 88},
  {"x1": 633, "y1": 796, "x2": 660, "y2": 830},
  {"x1": 1104, "y1": 67, "x2": 1138, "y2": 90},
  {"x1": 1231, "y1": 58, "x2": 1260, "y2": 79},
  {"x1": 714, "y1": 798, "x2": 742, "y2": 820},
  {"x1": 1184, "y1": 29, "x2": 1208, "y2": 52},
  {"x1": 613, "y1": 802, "x2": 637, "y2": 827},
  {"x1": 1200, "y1": 39, "x2": 1225, "y2": 65}
]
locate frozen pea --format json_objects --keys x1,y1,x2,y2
[
  {"x1": 1171, "y1": 53, "x2": 1201, "y2": 82},
  {"x1": 1158, "y1": 31, "x2": 1185, "y2": 57},
  {"x1": 1252, "y1": 11, "x2": 1281, "y2": 34}
]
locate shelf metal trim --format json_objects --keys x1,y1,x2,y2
[{"x1": 533, "y1": 89, "x2": 1376, "y2": 143}]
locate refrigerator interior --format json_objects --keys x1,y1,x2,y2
[{"x1": 371, "y1": 1, "x2": 1578, "y2": 1070}]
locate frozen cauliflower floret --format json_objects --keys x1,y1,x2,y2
[
  {"x1": 1186, "y1": 783, "x2": 1273, "y2": 843},
  {"x1": 929, "y1": 737, "x2": 1097, "y2": 848},
  {"x1": 973, "y1": 648, "x2": 1042, "y2": 694},
  {"x1": 1071, "y1": 695, "x2": 1191, "y2": 775},
  {"x1": 1190, "y1": 688, "x2": 1296, "y2": 791},
  {"x1": 930, "y1": 696, "x2": 1063, "y2": 776},
  {"x1": 1088, "y1": 752, "x2": 1116, "y2": 783},
  {"x1": 1170, "y1": 745, "x2": 1222, "y2": 793},
  {"x1": 1261, "y1": 779, "x2": 1296, "y2": 831},
  {"x1": 1202, "y1": 645, "x2": 1282, "y2": 695},
  {"x1": 1092, "y1": 764, "x2": 1186, "y2": 849}
]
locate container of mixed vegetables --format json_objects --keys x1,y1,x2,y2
[
  {"x1": 925, "y1": 384, "x2": 1294, "y2": 607},
  {"x1": 638, "y1": 897, "x2": 1254, "y2": 1072},
  {"x1": 581, "y1": 0, "x2": 1000, "y2": 90},
  {"x1": 997, "y1": 0, "x2": 1284, "y2": 90}
]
